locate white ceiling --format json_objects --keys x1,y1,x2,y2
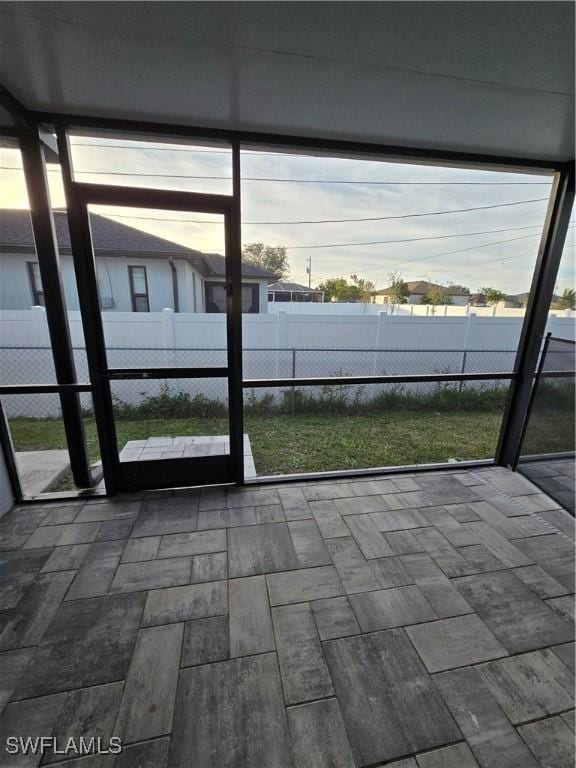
[{"x1": 0, "y1": 1, "x2": 574, "y2": 161}]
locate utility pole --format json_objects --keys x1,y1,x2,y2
[{"x1": 306, "y1": 255, "x2": 312, "y2": 288}]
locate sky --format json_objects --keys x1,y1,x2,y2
[{"x1": 1, "y1": 137, "x2": 574, "y2": 295}]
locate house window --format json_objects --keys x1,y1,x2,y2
[
  {"x1": 27, "y1": 262, "x2": 45, "y2": 306},
  {"x1": 205, "y1": 282, "x2": 259, "y2": 313},
  {"x1": 128, "y1": 266, "x2": 150, "y2": 312}
]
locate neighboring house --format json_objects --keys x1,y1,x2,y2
[
  {"x1": 267, "y1": 281, "x2": 324, "y2": 303},
  {"x1": 373, "y1": 280, "x2": 470, "y2": 306},
  {"x1": 0, "y1": 210, "x2": 275, "y2": 313},
  {"x1": 468, "y1": 293, "x2": 488, "y2": 307}
]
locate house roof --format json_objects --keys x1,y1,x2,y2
[
  {"x1": 268, "y1": 281, "x2": 322, "y2": 293},
  {"x1": 374, "y1": 280, "x2": 470, "y2": 296},
  {"x1": 0, "y1": 209, "x2": 276, "y2": 280}
]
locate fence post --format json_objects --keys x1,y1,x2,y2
[
  {"x1": 291, "y1": 348, "x2": 296, "y2": 415},
  {"x1": 276, "y1": 311, "x2": 288, "y2": 377},
  {"x1": 457, "y1": 313, "x2": 475, "y2": 406},
  {"x1": 162, "y1": 307, "x2": 176, "y2": 367},
  {"x1": 373, "y1": 311, "x2": 386, "y2": 374}
]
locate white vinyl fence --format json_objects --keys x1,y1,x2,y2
[{"x1": 1, "y1": 307, "x2": 574, "y2": 417}]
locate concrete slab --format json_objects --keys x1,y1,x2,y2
[{"x1": 15, "y1": 450, "x2": 70, "y2": 496}]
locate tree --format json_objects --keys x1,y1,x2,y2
[
  {"x1": 242, "y1": 243, "x2": 289, "y2": 279},
  {"x1": 553, "y1": 288, "x2": 575, "y2": 310},
  {"x1": 479, "y1": 287, "x2": 507, "y2": 305},
  {"x1": 317, "y1": 274, "x2": 375, "y2": 303},
  {"x1": 386, "y1": 272, "x2": 409, "y2": 304},
  {"x1": 420, "y1": 285, "x2": 453, "y2": 306},
  {"x1": 447, "y1": 283, "x2": 470, "y2": 295}
]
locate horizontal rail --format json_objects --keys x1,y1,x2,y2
[
  {"x1": 243, "y1": 372, "x2": 515, "y2": 387},
  {"x1": 0, "y1": 346, "x2": 521, "y2": 353},
  {"x1": 107, "y1": 367, "x2": 229, "y2": 380},
  {"x1": 73, "y1": 182, "x2": 233, "y2": 214},
  {"x1": 0, "y1": 383, "x2": 92, "y2": 395},
  {"x1": 538, "y1": 370, "x2": 576, "y2": 378}
]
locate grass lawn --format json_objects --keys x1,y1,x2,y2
[{"x1": 9, "y1": 410, "x2": 503, "y2": 478}]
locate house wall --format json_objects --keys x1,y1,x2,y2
[{"x1": 375, "y1": 293, "x2": 469, "y2": 306}]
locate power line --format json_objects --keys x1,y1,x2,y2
[
  {"x1": 92, "y1": 197, "x2": 548, "y2": 226},
  {"x1": 0, "y1": 165, "x2": 552, "y2": 185}
]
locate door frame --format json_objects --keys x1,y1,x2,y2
[{"x1": 56, "y1": 129, "x2": 244, "y2": 493}]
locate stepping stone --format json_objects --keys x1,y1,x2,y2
[
  {"x1": 170, "y1": 654, "x2": 292, "y2": 768},
  {"x1": 478, "y1": 649, "x2": 575, "y2": 724},
  {"x1": 287, "y1": 698, "x2": 355, "y2": 768},
  {"x1": 228, "y1": 523, "x2": 299, "y2": 577},
  {"x1": 15, "y1": 592, "x2": 145, "y2": 699},
  {"x1": 267, "y1": 566, "x2": 343, "y2": 606},
  {"x1": 324, "y1": 630, "x2": 461, "y2": 766},
  {"x1": 406, "y1": 614, "x2": 507, "y2": 672},
  {"x1": 454, "y1": 570, "x2": 574, "y2": 653},
  {"x1": 350, "y1": 585, "x2": 436, "y2": 632},
  {"x1": 143, "y1": 581, "x2": 227, "y2": 626},
  {"x1": 518, "y1": 716, "x2": 575, "y2": 768},
  {"x1": 272, "y1": 603, "x2": 333, "y2": 705},
  {"x1": 435, "y1": 667, "x2": 539, "y2": 768}
]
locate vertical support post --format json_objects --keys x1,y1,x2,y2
[
  {"x1": 291, "y1": 348, "x2": 296, "y2": 416},
  {"x1": 19, "y1": 130, "x2": 92, "y2": 488},
  {"x1": 227, "y1": 142, "x2": 245, "y2": 484},
  {"x1": 0, "y1": 400, "x2": 23, "y2": 502},
  {"x1": 497, "y1": 162, "x2": 575, "y2": 466},
  {"x1": 56, "y1": 127, "x2": 120, "y2": 494}
]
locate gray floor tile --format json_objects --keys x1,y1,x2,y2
[
  {"x1": 65, "y1": 540, "x2": 125, "y2": 600},
  {"x1": 288, "y1": 519, "x2": 332, "y2": 567},
  {"x1": 255, "y1": 504, "x2": 286, "y2": 524},
  {"x1": 547, "y1": 594, "x2": 576, "y2": 622},
  {"x1": 369, "y1": 556, "x2": 413, "y2": 589},
  {"x1": 462, "y1": 521, "x2": 533, "y2": 568},
  {"x1": 326, "y1": 537, "x2": 380, "y2": 594},
  {"x1": 401, "y1": 553, "x2": 473, "y2": 618},
  {"x1": 43, "y1": 681, "x2": 124, "y2": 764},
  {"x1": 478, "y1": 648, "x2": 575, "y2": 724},
  {"x1": 131, "y1": 501, "x2": 198, "y2": 537},
  {"x1": 550, "y1": 642, "x2": 575, "y2": 674},
  {"x1": 0, "y1": 647, "x2": 34, "y2": 715},
  {"x1": 435, "y1": 667, "x2": 539, "y2": 768},
  {"x1": 190, "y1": 551, "x2": 227, "y2": 583},
  {"x1": 310, "y1": 500, "x2": 349, "y2": 538},
  {"x1": 143, "y1": 581, "x2": 227, "y2": 626},
  {"x1": 41, "y1": 543, "x2": 91, "y2": 572},
  {"x1": 170, "y1": 654, "x2": 292, "y2": 768},
  {"x1": 458, "y1": 543, "x2": 507, "y2": 574},
  {"x1": 75, "y1": 501, "x2": 140, "y2": 523},
  {"x1": 518, "y1": 716, "x2": 575, "y2": 768},
  {"x1": 324, "y1": 629, "x2": 461, "y2": 766},
  {"x1": 158, "y1": 529, "x2": 226, "y2": 558},
  {"x1": 96, "y1": 517, "x2": 135, "y2": 542},
  {"x1": 182, "y1": 615, "x2": 229, "y2": 667},
  {"x1": 23, "y1": 522, "x2": 102, "y2": 549},
  {"x1": 110, "y1": 557, "x2": 191, "y2": 594},
  {"x1": 120, "y1": 536, "x2": 160, "y2": 563},
  {"x1": 15, "y1": 592, "x2": 145, "y2": 699},
  {"x1": 303, "y1": 483, "x2": 353, "y2": 502},
  {"x1": 0, "y1": 508, "x2": 46, "y2": 551},
  {"x1": 114, "y1": 736, "x2": 170, "y2": 768},
  {"x1": 267, "y1": 565, "x2": 343, "y2": 606},
  {"x1": 406, "y1": 614, "x2": 507, "y2": 672},
  {"x1": 415, "y1": 743, "x2": 479, "y2": 768},
  {"x1": 515, "y1": 534, "x2": 575, "y2": 592},
  {"x1": 334, "y1": 495, "x2": 389, "y2": 515},
  {"x1": 0, "y1": 549, "x2": 52, "y2": 610},
  {"x1": 272, "y1": 602, "x2": 334, "y2": 704},
  {"x1": 0, "y1": 692, "x2": 68, "y2": 761},
  {"x1": 370, "y1": 508, "x2": 428, "y2": 532},
  {"x1": 413, "y1": 527, "x2": 473, "y2": 577},
  {"x1": 277, "y1": 486, "x2": 312, "y2": 520},
  {"x1": 116, "y1": 623, "x2": 183, "y2": 743},
  {"x1": 384, "y1": 530, "x2": 424, "y2": 555},
  {"x1": 513, "y1": 564, "x2": 570, "y2": 599},
  {"x1": 350, "y1": 585, "x2": 437, "y2": 631},
  {"x1": 229, "y1": 575, "x2": 275, "y2": 656},
  {"x1": 454, "y1": 570, "x2": 574, "y2": 653},
  {"x1": 0, "y1": 571, "x2": 75, "y2": 651},
  {"x1": 228, "y1": 523, "x2": 299, "y2": 578},
  {"x1": 310, "y1": 596, "x2": 360, "y2": 641},
  {"x1": 344, "y1": 514, "x2": 395, "y2": 558},
  {"x1": 287, "y1": 698, "x2": 355, "y2": 768}
]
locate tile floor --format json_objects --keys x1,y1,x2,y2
[
  {"x1": 0, "y1": 466, "x2": 574, "y2": 767},
  {"x1": 519, "y1": 457, "x2": 575, "y2": 516}
]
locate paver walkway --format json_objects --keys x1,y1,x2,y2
[{"x1": 0, "y1": 466, "x2": 574, "y2": 767}]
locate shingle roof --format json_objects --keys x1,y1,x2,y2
[
  {"x1": 0, "y1": 209, "x2": 276, "y2": 279},
  {"x1": 374, "y1": 280, "x2": 470, "y2": 296},
  {"x1": 268, "y1": 281, "x2": 322, "y2": 292}
]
